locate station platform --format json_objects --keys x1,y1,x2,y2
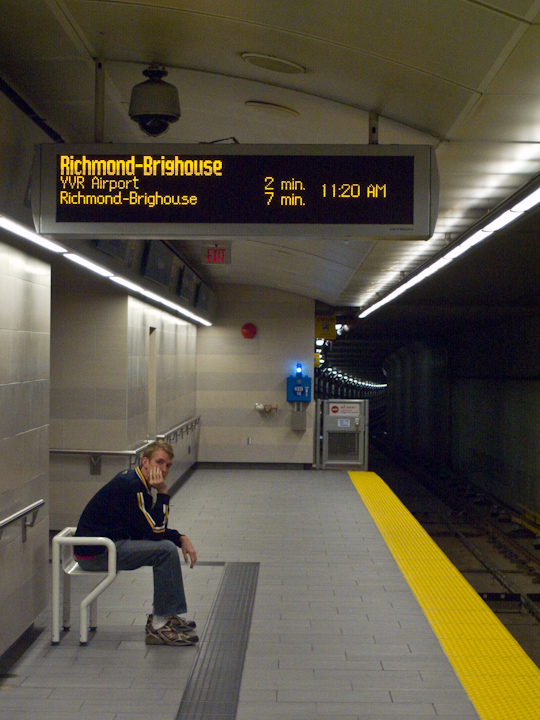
[{"x1": 2, "y1": 467, "x2": 540, "y2": 719}]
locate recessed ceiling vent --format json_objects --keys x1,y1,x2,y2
[{"x1": 241, "y1": 53, "x2": 306, "y2": 74}]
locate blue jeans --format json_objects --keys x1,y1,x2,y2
[{"x1": 78, "y1": 539, "x2": 187, "y2": 617}]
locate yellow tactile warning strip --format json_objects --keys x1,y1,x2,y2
[{"x1": 349, "y1": 471, "x2": 540, "y2": 720}]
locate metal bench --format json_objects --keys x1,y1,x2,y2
[{"x1": 51, "y1": 527, "x2": 117, "y2": 645}]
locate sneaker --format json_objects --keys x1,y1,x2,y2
[
  {"x1": 169, "y1": 615, "x2": 197, "y2": 631},
  {"x1": 146, "y1": 614, "x2": 197, "y2": 633},
  {"x1": 145, "y1": 621, "x2": 199, "y2": 646}
]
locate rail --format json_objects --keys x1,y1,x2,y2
[
  {"x1": 0, "y1": 499, "x2": 45, "y2": 542},
  {"x1": 157, "y1": 416, "x2": 201, "y2": 444},
  {"x1": 49, "y1": 416, "x2": 201, "y2": 472}
]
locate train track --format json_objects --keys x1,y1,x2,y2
[{"x1": 370, "y1": 443, "x2": 540, "y2": 667}]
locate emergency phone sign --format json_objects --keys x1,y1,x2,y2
[{"x1": 286, "y1": 375, "x2": 312, "y2": 402}]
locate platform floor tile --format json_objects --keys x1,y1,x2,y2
[{"x1": 0, "y1": 468, "x2": 486, "y2": 720}]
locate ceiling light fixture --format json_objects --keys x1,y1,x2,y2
[
  {"x1": 359, "y1": 176, "x2": 540, "y2": 319},
  {"x1": 241, "y1": 53, "x2": 306, "y2": 74},
  {"x1": 109, "y1": 276, "x2": 145, "y2": 293},
  {"x1": 0, "y1": 211, "x2": 211, "y2": 326},
  {"x1": 141, "y1": 289, "x2": 212, "y2": 326},
  {"x1": 64, "y1": 253, "x2": 114, "y2": 277}
]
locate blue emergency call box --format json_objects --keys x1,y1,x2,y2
[{"x1": 287, "y1": 375, "x2": 312, "y2": 402}]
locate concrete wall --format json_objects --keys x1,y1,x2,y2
[
  {"x1": 0, "y1": 237, "x2": 50, "y2": 656},
  {"x1": 450, "y1": 314, "x2": 540, "y2": 512},
  {"x1": 197, "y1": 285, "x2": 315, "y2": 464},
  {"x1": 385, "y1": 342, "x2": 450, "y2": 469},
  {"x1": 49, "y1": 277, "x2": 198, "y2": 529}
]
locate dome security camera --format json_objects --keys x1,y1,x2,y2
[{"x1": 129, "y1": 64, "x2": 180, "y2": 137}]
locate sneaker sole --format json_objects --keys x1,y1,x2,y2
[{"x1": 145, "y1": 634, "x2": 199, "y2": 646}]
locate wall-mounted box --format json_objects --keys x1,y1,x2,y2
[{"x1": 291, "y1": 409, "x2": 307, "y2": 431}]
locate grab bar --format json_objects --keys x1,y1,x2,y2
[
  {"x1": 49, "y1": 416, "x2": 201, "y2": 473},
  {"x1": 0, "y1": 499, "x2": 45, "y2": 542}
]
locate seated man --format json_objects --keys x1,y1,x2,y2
[{"x1": 74, "y1": 439, "x2": 198, "y2": 646}]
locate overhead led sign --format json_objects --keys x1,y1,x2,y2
[{"x1": 32, "y1": 143, "x2": 438, "y2": 239}]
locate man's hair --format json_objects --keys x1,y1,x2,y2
[{"x1": 143, "y1": 440, "x2": 174, "y2": 461}]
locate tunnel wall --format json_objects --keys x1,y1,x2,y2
[
  {"x1": 385, "y1": 341, "x2": 450, "y2": 470},
  {"x1": 450, "y1": 313, "x2": 540, "y2": 511},
  {"x1": 385, "y1": 313, "x2": 540, "y2": 513}
]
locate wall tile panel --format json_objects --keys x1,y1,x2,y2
[
  {"x1": 0, "y1": 239, "x2": 50, "y2": 657},
  {"x1": 197, "y1": 285, "x2": 314, "y2": 465}
]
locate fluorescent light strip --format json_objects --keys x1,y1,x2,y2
[
  {"x1": 109, "y1": 276, "x2": 146, "y2": 293},
  {"x1": 106, "y1": 276, "x2": 211, "y2": 325},
  {"x1": 64, "y1": 253, "x2": 114, "y2": 277},
  {"x1": 359, "y1": 181, "x2": 540, "y2": 319},
  {"x1": 141, "y1": 289, "x2": 212, "y2": 325},
  {"x1": 0, "y1": 212, "x2": 212, "y2": 327},
  {"x1": 0, "y1": 214, "x2": 67, "y2": 253}
]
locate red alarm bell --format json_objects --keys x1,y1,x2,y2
[{"x1": 241, "y1": 323, "x2": 257, "y2": 339}]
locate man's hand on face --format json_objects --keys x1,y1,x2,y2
[
  {"x1": 148, "y1": 466, "x2": 168, "y2": 494},
  {"x1": 142, "y1": 449, "x2": 173, "y2": 494}
]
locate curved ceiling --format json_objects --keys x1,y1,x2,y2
[{"x1": 2, "y1": 0, "x2": 540, "y2": 381}]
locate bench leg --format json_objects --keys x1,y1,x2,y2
[
  {"x1": 79, "y1": 602, "x2": 89, "y2": 645},
  {"x1": 89, "y1": 598, "x2": 98, "y2": 631},
  {"x1": 51, "y1": 540, "x2": 61, "y2": 644},
  {"x1": 62, "y1": 573, "x2": 72, "y2": 630}
]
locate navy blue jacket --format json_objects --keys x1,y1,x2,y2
[{"x1": 74, "y1": 466, "x2": 182, "y2": 556}]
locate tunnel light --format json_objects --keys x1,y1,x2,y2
[
  {"x1": 359, "y1": 176, "x2": 540, "y2": 319},
  {"x1": 445, "y1": 230, "x2": 490, "y2": 259},
  {"x1": 482, "y1": 209, "x2": 519, "y2": 233},
  {"x1": 511, "y1": 186, "x2": 540, "y2": 212}
]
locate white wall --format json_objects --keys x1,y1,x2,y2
[
  {"x1": 197, "y1": 285, "x2": 315, "y2": 464},
  {"x1": 0, "y1": 80, "x2": 54, "y2": 657},
  {"x1": 0, "y1": 238, "x2": 50, "y2": 656},
  {"x1": 49, "y1": 277, "x2": 198, "y2": 529}
]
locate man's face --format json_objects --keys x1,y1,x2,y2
[{"x1": 141, "y1": 448, "x2": 173, "y2": 479}]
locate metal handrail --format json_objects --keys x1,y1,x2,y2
[
  {"x1": 157, "y1": 415, "x2": 200, "y2": 443},
  {"x1": 49, "y1": 416, "x2": 201, "y2": 466},
  {"x1": 49, "y1": 443, "x2": 150, "y2": 459},
  {"x1": 0, "y1": 499, "x2": 45, "y2": 542}
]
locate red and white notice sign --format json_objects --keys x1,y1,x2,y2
[{"x1": 329, "y1": 403, "x2": 360, "y2": 416}]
